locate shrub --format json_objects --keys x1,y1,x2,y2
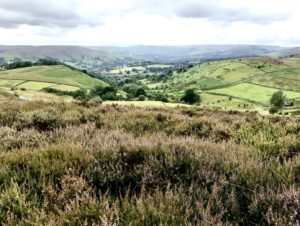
[
  {"x1": 153, "y1": 93, "x2": 169, "y2": 102},
  {"x1": 31, "y1": 111, "x2": 62, "y2": 131},
  {"x1": 270, "y1": 90, "x2": 285, "y2": 108},
  {"x1": 0, "y1": 183, "x2": 31, "y2": 224},
  {"x1": 43, "y1": 88, "x2": 90, "y2": 101},
  {"x1": 181, "y1": 89, "x2": 201, "y2": 105},
  {"x1": 91, "y1": 86, "x2": 118, "y2": 101},
  {"x1": 135, "y1": 88, "x2": 146, "y2": 97},
  {"x1": 138, "y1": 95, "x2": 146, "y2": 101},
  {"x1": 88, "y1": 96, "x2": 103, "y2": 106},
  {"x1": 0, "y1": 101, "x2": 299, "y2": 224}
]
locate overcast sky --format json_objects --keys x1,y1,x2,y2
[{"x1": 0, "y1": 0, "x2": 299, "y2": 46}]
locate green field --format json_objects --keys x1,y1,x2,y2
[
  {"x1": 2, "y1": 57, "x2": 300, "y2": 112},
  {"x1": 0, "y1": 65, "x2": 108, "y2": 101},
  {"x1": 49, "y1": 84, "x2": 80, "y2": 91},
  {"x1": 146, "y1": 58, "x2": 278, "y2": 95},
  {"x1": 0, "y1": 66, "x2": 107, "y2": 88},
  {"x1": 167, "y1": 59, "x2": 265, "y2": 91},
  {"x1": 0, "y1": 79, "x2": 24, "y2": 88},
  {"x1": 142, "y1": 56, "x2": 300, "y2": 112},
  {"x1": 16, "y1": 81, "x2": 55, "y2": 91},
  {"x1": 211, "y1": 83, "x2": 300, "y2": 105},
  {"x1": 16, "y1": 90, "x2": 74, "y2": 102}
]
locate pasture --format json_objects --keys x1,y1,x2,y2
[
  {"x1": 0, "y1": 65, "x2": 108, "y2": 101},
  {"x1": 0, "y1": 65, "x2": 106, "y2": 89},
  {"x1": 143, "y1": 56, "x2": 300, "y2": 112},
  {"x1": 210, "y1": 83, "x2": 300, "y2": 105}
]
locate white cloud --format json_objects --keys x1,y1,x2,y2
[{"x1": 0, "y1": 0, "x2": 298, "y2": 46}]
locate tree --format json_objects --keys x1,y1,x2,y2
[
  {"x1": 138, "y1": 95, "x2": 146, "y2": 101},
  {"x1": 122, "y1": 84, "x2": 147, "y2": 99},
  {"x1": 270, "y1": 91, "x2": 286, "y2": 108},
  {"x1": 72, "y1": 89, "x2": 89, "y2": 101},
  {"x1": 91, "y1": 86, "x2": 118, "y2": 101},
  {"x1": 135, "y1": 88, "x2": 146, "y2": 97},
  {"x1": 181, "y1": 89, "x2": 201, "y2": 105},
  {"x1": 154, "y1": 93, "x2": 169, "y2": 102}
]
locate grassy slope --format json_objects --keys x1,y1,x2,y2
[
  {"x1": 145, "y1": 57, "x2": 300, "y2": 111},
  {"x1": 211, "y1": 83, "x2": 300, "y2": 105},
  {"x1": 0, "y1": 80, "x2": 24, "y2": 88},
  {"x1": 0, "y1": 65, "x2": 107, "y2": 89},
  {"x1": 165, "y1": 58, "x2": 287, "y2": 92},
  {"x1": 0, "y1": 65, "x2": 109, "y2": 102}
]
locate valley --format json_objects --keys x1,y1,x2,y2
[
  {"x1": 96, "y1": 56, "x2": 300, "y2": 114},
  {"x1": 2, "y1": 0, "x2": 300, "y2": 224},
  {"x1": 2, "y1": 52, "x2": 300, "y2": 115},
  {"x1": 0, "y1": 46, "x2": 300, "y2": 225}
]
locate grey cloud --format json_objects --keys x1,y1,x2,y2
[
  {"x1": 0, "y1": 0, "x2": 94, "y2": 28},
  {"x1": 176, "y1": 3, "x2": 288, "y2": 24},
  {"x1": 0, "y1": 0, "x2": 290, "y2": 29}
]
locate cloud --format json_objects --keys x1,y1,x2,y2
[
  {"x1": 0, "y1": 0, "x2": 298, "y2": 46},
  {"x1": 0, "y1": 0, "x2": 94, "y2": 28},
  {"x1": 0, "y1": 0, "x2": 290, "y2": 29},
  {"x1": 175, "y1": 2, "x2": 289, "y2": 24}
]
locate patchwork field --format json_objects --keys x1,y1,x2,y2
[
  {"x1": 1, "y1": 56, "x2": 300, "y2": 113},
  {"x1": 0, "y1": 65, "x2": 108, "y2": 101},
  {"x1": 166, "y1": 58, "x2": 286, "y2": 91},
  {"x1": 0, "y1": 65, "x2": 106, "y2": 89},
  {"x1": 211, "y1": 83, "x2": 300, "y2": 105},
  {"x1": 16, "y1": 81, "x2": 57, "y2": 91},
  {"x1": 144, "y1": 56, "x2": 300, "y2": 112},
  {"x1": 0, "y1": 79, "x2": 24, "y2": 88}
]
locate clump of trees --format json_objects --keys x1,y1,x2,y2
[
  {"x1": 44, "y1": 85, "x2": 120, "y2": 102},
  {"x1": 271, "y1": 91, "x2": 286, "y2": 108},
  {"x1": 90, "y1": 86, "x2": 118, "y2": 101},
  {"x1": 3, "y1": 58, "x2": 60, "y2": 70},
  {"x1": 181, "y1": 89, "x2": 201, "y2": 105},
  {"x1": 122, "y1": 84, "x2": 147, "y2": 99},
  {"x1": 269, "y1": 90, "x2": 286, "y2": 114}
]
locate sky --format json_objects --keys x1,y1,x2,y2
[{"x1": 0, "y1": 0, "x2": 299, "y2": 46}]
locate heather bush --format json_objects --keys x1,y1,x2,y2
[{"x1": 0, "y1": 100, "x2": 299, "y2": 225}]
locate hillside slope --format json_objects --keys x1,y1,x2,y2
[
  {"x1": 0, "y1": 65, "x2": 107, "y2": 89},
  {"x1": 0, "y1": 45, "x2": 287, "y2": 64},
  {"x1": 145, "y1": 56, "x2": 300, "y2": 112},
  {"x1": 0, "y1": 46, "x2": 109, "y2": 61},
  {"x1": 91, "y1": 45, "x2": 286, "y2": 63},
  {"x1": 0, "y1": 65, "x2": 108, "y2": 101}
]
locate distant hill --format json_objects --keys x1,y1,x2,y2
[
  {"x1": 97, "y1": 45, "x2": 286, "y2": 63},
  {"x1": 0, "y1": 46, "x2": 111, "y2": 61},
  {"x1": 275, "y1": 47, "x2": 300, "y2": 57},
  {"x1": 0, "y1": 45, "x2": 290, "y2": 65}
]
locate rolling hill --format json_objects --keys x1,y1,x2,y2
[
  {"x1": 0, "y1": 46, "x2": 109, "y2": 61},
  {"x1": 101, "y1": 45, "x2": 285, "y2": 63},
  {"x1": 144, "y1": 56, "x2": 300, "y2": 112},
  {"x1": 0, "y1": 45, "x2": 288, "y2": 64},
  {"x1": 0, "y1": 65, "x2": 108, "y2": 101}
]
